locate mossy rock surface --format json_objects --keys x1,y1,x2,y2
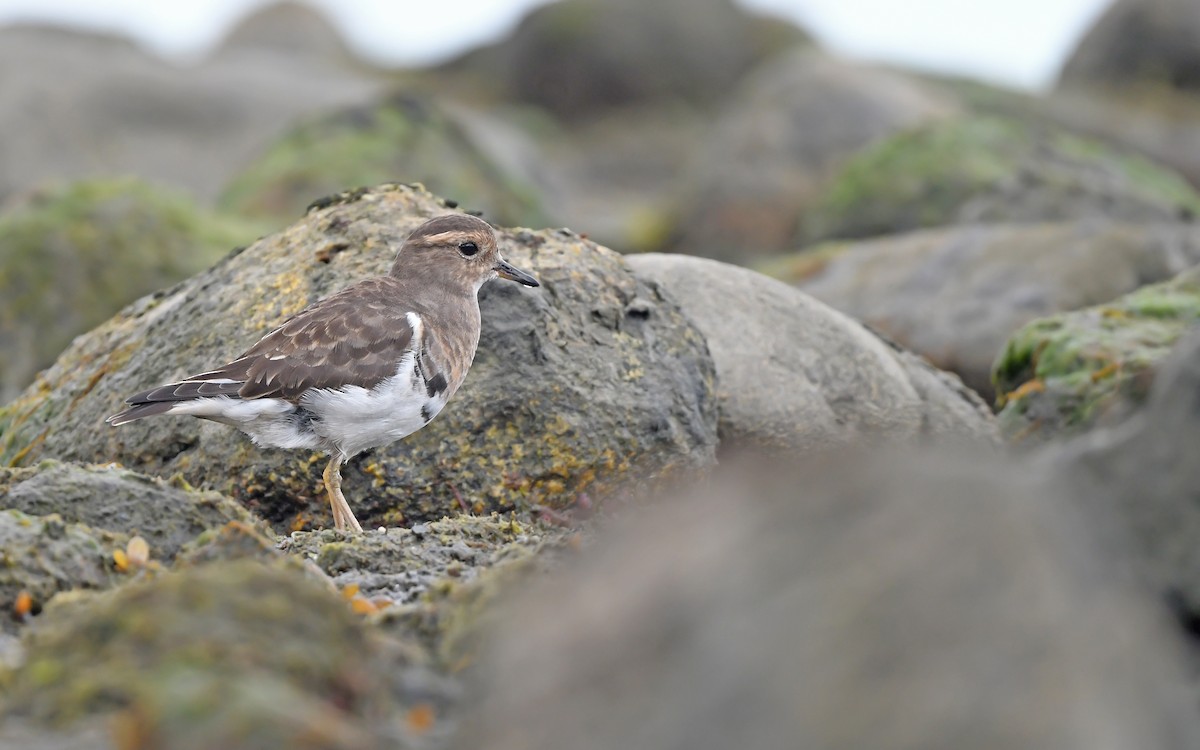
[
  {"x1": 0, "y1": 178, "x2": 262, "y2": 404},
  {"x1": 2, "y1": 559, "x2": 438, "y2": 746},
  {"x1": 0, "y1": 509, "x2": 125, "y2": 633},
  {"x1": 993, "y1": 264, "x2": 1200, "y2": 441},
  {"x1": 801, "y1": 115, "x2": 1200, "y2": 243},
  {"x1": 219, "y1": 93, "x2": 547, "y2": 229},
  {"x1": 1, "y1": 460, "x2": 264, "y2": 561},
  {"x1": 0, "y1": 184, "x2": 718, "y2": 529}
]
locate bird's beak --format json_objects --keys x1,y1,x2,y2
[{"x1": 494, "y1": 257, "x2": 539, "y2": 287}]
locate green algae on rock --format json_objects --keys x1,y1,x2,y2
[
  {"x1": 0, "y1": 509, "x2": 125, "y2": 633},
  {"x1": 219, "y1": 93, "x2": 547, "y2": 229},
  {"x1": 800, "y1": 116, "x2": 1200, "y2": 244},
  {"x1": 3, "y1": 559, "x2": 438, "y2": 746},
  {"x1": 1, "y1": 461, "x2": 267, "y2": 561},
  {"x1": 0, "y1": 178, "x2": 264, "y2": 405},
  {"x1": 0, "y1": 184, "x2": 718, "y2": 529},
  {"x1": 993, "y1": 264, "x2": 1200, "y2": 441}
]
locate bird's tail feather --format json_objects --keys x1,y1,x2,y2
[{"x1": 106, "y1": 402, "x2": 176, "y2": 426}]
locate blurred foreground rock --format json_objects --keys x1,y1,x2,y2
[
  {"x1": 0, "y1": 184, "x2": 718, "y2": 529},
  {"x1": 0, "y1": 178, "x2": 261, "y2": 404},
  {"x1": 456, "y1": 448, "x2": 1199, "y2": 750},
  {"x1": 773, "y1": 222, "x2": 1200, "y2": 399},
  {"x1": 627, "y1": 254, "x2": 996, "y2": 449},
  {"x1": 994, "y1": 264, "x2": 1200, "y2": 440}
]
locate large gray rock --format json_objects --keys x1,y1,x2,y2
[
  {"x1": 799, "y1": 115, "x2": 1200, "y2": 244},
  {"x1": 0, "y1": 184, "x2": 718, "y2": 529},
  {"x1": 779, "y1": 222, "x2": 1200, "y2": 399},
  {"x1": 1057, "y1": 0, "x2": 1200, "y2": 92},
  {"x1": 666, "y1": 50, "x2": 957, "y2": 262},
  {"x1": 455, "y1": 447, "x2": 1199, "y2": 750},
  {"x1": 0, "y1": 23, "x2": 385, "y2": 204},
  {"x1": 441, "y1": 0, "x2": 808, "y2": 120},
  {"x1": 627, "y1": 254, "x2": 997, "y2": 449},
  {"x1": 1, "y1": 461, "x2": 263, "y2": 561}
]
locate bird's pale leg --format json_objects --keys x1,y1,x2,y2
[{"x1": 323, "y1": 455, "x2": 363, "y2": 533}]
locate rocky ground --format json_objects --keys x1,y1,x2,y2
[{"x1": 4, "y1": 0, "x2": 1200, "y2": 746}]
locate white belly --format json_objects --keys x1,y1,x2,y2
[{"x1": 300, "y1": 352, "x2": 448, "y2": 458}]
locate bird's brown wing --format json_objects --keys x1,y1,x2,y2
[{"x1": 124, "y1": 279, "x2": 426, "y2": 407}]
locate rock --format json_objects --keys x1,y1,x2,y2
[
  {"x1": 993, "y1": 264, "x2": 1200, "y2": 441},
  {"x1": 0, "y1": 178, "x2": 261, "y2": 404},
  {"x1": 1057, "y1": 0, "x2": 1200, "y2": 92},
  {"x1": 0, "y1": 461, "x2": 264, "y2": 561},
  {"x1": 0, "y1": 23, "x2": 386, "y2": 205},
  {"x1": 0, "y1": 184, "x2": 718, "y2": 529},
  {"x1": 212, "y1": 1, "x2": 357, "y2": 66},
  {"x1": 770, "y1": 222, "x2": 1200, "y2": 399},
  {"x1": 666, "y1": 50, "x2": 957, "y2": 262},
  {"x1": 800, "y1": 116, "x2": 1200, "y2": 244},
  {"x1": 626, "y1": 254, "x2": 997, "y2": 449},
  {"x1": 454, "y1": 448, "x2": 1199, "y2": 750},
  {"x1": 218, "y1": 93, "x2": 548, "y2": 228},
  {"x1": 441, "y1": 0, "x2": 808, "y2": 120},
  {"x1": 280, "y1": 514, "x2": 552, "y2": 604},
  {"x1": 0, "y1": 509, "x2": 124, "y2": 633},
  {"x1": 1053, "y1": 328, "x2": 1200, "y2": 629},
  {"x1": 2, "y1": 559, "x2": 445, "y2": 747}
]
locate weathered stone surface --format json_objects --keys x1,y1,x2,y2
[
  {"x1": 212, "y1": 1, "x2": 356, "y2": 66},
  {"x1": 219, "y1": 93, "x2": 548, "y2": 229},
  {"x1": 2, "y1": 559, "x2": 444, "y2": 747},
  {"x1": 627, "y1": 254, "x2": 996, "y2": 449},
  {"x1": 1057, "y1": 0, "x2": 1200, "y2": 93},
  {"x1": 993, "y1": 264, "x2": 1200, "y2": 441},
  {"x1": 1053, "y1": 328, "x2": 1200, "y2": 631},
  {"x1": 0, "y1": 509, "x2": 124, "y2": 633},
  {"x1": 0, "y1": 178, "x2": 261, "y2": 404},
  {"x1": 456, "y1": 448, "x2": 1199, "y2": 750},
  {"x1": 0, "y1": 461, "x2": 263, "y2": 561},
  {"x1": 667, "y1": 50, "x2": 956, "y2": 262},
  {"x1": 771, "y1": 222, "x2": 1200, "y2": 399},
  {"x1": 441, "y1": 0, "x2": 808, "y2": 120},
  {"x1": 0, "y1": 184, "x2": 718, "y2": 530},
  {"x1": 800, "y1": 116, "x2": 1200, "y2": 244}
]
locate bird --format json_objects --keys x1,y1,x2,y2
[{"x1": 106, "y1": 213, "x2": 539, "y2": 533}]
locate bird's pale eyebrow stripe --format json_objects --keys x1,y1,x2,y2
[{"x1": 416, "y1": 231, "x2": 473, "y2": 245}]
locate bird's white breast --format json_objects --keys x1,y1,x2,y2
[{"x1": 300, "y1": 351, "x2": 448, "y2": 459}]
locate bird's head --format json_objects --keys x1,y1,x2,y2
[{"x1": 392, "y1": 214, "x2": 539, "y2": 292}]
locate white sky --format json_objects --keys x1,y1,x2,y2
[{"x1": 0, "y1": 0, "x2": 1114, "y2": 90}]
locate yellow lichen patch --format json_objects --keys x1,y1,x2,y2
[
  {"x1": 349, "y1": 597, "x2": 378, "y2": 615},
  {"x1": 14, "y1": 590, "x2": 33, "y2": 618},
  {"x1": 1090, "y1": 361, "x2": 1121, "y2": 382},
  {"x1": 1100, "y1": 307, "x2": 1128, "y2": 319},
  {"x1": 113, "y1": 548, "x2": 130, "y2": 573},
  {"x1": 340, "y1": 583, "x2": 361, "y2": 601},
  {"x1": 126, "y1": 537, "x2": 150, "y2": 568},
  {"x1": 1006, "y1": 379, "x2": 1046, "y2": 403},
  {"x1": 405, "y1": 702, "x2": 437, "y2": 736}
]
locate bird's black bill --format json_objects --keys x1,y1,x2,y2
[{"x1": 495, "y1": 258, "x2": 539, "y2": 287}]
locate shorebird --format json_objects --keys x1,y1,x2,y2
[{"x1": 107, "y1": 214, "x2": 539, "y2": 532}]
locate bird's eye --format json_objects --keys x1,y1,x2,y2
[{"x1": 458, "y1": 241, "x2": 479, "y2": 257}]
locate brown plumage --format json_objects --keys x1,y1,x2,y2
[{"x1": 107, "y1": 213, "x2": 539, "y2": 532}]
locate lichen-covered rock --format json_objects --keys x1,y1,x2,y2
[
  {"x1": 455, "y1": 449, "x2": 1199, "y2": 750},
  {"x1": 2, "y1": 559, "x2": 444, "y2": 747},
  {"x1": 0, "y1": 184, "x2": 718, "y2": 529},
  {"x1": 0, "y1": 509, "x2": 124, "y2": 633},
  {"x1": 800, "y1": 116, "x2": 1200, "y2": 244},
  {"x1": 0, "y1": 461, "x2": 264, "y2": 561},
  {"x1": 993, "y1": 264, "x2": 1200, "y2": 441},
  {"x1": 0, "y1": 178, "x2": 262, "y2": 404},
  {"x1": 626, "y1": 254, "x2": 997, "y2": 450},
  {"x1": 441, "y1": 0, "x2": 808, "y2": 120},
  {"x1": 772, "y1": 222, "x2": 1200, "y2": 399},
  {"x1": 219, "y1": 94, "x2": 548, "y2": 228},
  {"x1": 667, "y1": 50, "x2": 956, "y2": 261}
]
